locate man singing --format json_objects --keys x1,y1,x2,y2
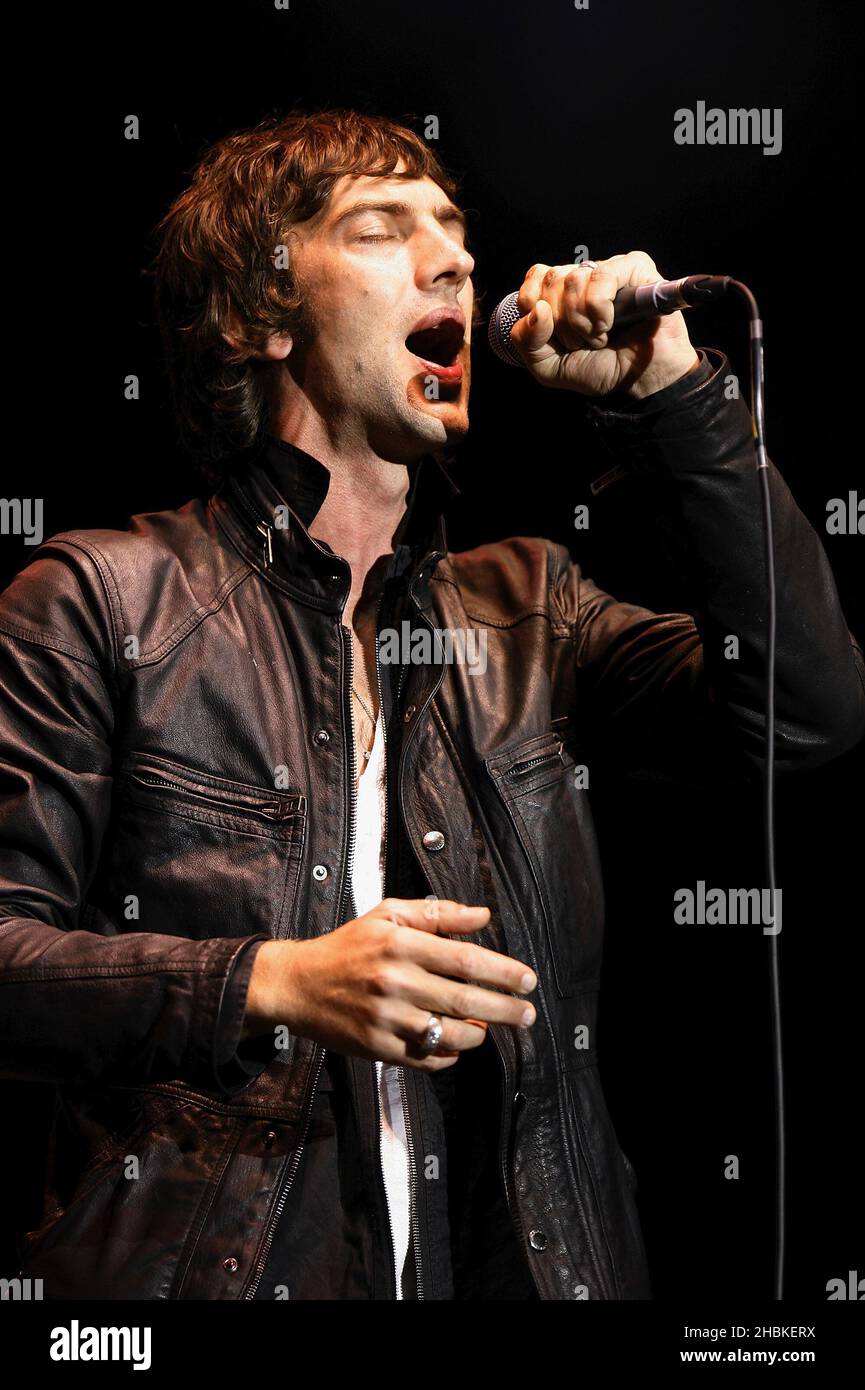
[{"x1": 1, "y1": 109, "x2": 862, "y2": 1300}]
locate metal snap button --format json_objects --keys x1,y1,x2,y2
[
  {"x1": 263, "y1": 1130, "x2": 277, "y2": 1148},
  {"x1": 313, "y1": 729, "x2": 330, "y2": 746},
  {"x1": 404, "y1": 704, "x2": 416, "y2": 722},
  {"x1": 529, "y1": 1229, "x2": 547, "y2": 1251},
  {"x1": 223, "y1": 1257, "x2": 239, "y2": 1273},
  {"x1": 422, "y1": 830, "x2": 445, "y2": 852},
  {"x1": 312, "y1": 864, "x2": 328, "y2": 881}
]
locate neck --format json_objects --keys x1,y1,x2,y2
[
  {"x1": 267, "y1": 420, "x2": 415, "y2": 633},
  {"x1": 310, "y1": 452, "x2": 409, "y2": 576},
  {"x1": 315, "y1": 455, "x2": 409, "y2": 630}
]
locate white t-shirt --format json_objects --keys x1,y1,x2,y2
[{"x1": 350, "y1": 708, "x2": 411, "y2": 1299}]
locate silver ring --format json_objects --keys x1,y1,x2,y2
[
  {"x1": 577, "y1": 260, "x2": 599, "y2": 270},
  {"x1": 420, "y1": 1014, "x2": 444, "y2": 1054}
]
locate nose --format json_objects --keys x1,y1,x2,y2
[{"x1": 416, "y1": 218, "x2": 475, "y2": 293}]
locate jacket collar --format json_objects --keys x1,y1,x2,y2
[{"x1": 211, "y1": 433, "x2": 460, "y2": 611}]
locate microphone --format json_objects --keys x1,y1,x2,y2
[{"x1": 487, "y1": 273, "x2": 731, "y2": 367}]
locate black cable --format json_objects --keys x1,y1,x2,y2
[{"x1": 727, "y1": 278, "x2": 784, "y2": 1300}]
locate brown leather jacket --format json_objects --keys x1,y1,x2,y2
[{"x1": 1, "y1": 348, "x2": 862, "y2": 1298}]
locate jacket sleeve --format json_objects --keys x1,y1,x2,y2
[
  {"x1": 551, "y1": 348, "x2": 865, "y2": 781},
  {"x1": 0, "y1": 539, "x2": 271, "y2": 1095},
  {"x1": 213, "y1": 937, "x2": 283, "y2": 1086}
]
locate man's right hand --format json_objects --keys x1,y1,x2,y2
[{"x1": 239, "y1": 897, "x2": 537, "y2": 1070}]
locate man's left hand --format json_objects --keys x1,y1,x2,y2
[{"x1": 508, "y1": 251, "x2": 700, "y2": 398}]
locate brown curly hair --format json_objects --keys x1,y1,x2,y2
[{"x1": 151, "y1": 108, "x2": 472, "y2": 485}]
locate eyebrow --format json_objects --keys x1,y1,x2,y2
[{"x1": 327, "y1": 199, "x2": 468, "y2": 236}]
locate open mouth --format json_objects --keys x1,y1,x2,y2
[{"x1": 405, "y1": 317, "x2": 465, "y2": 385}]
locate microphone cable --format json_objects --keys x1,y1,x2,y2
[{"x1": 727, "y1": 278, "x2": 784, "y2": 1301}]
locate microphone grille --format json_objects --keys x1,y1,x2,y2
[{"x1": 487, "y1": 292, "x2": 526, "y2": 368}]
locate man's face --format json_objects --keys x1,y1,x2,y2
[{"x1": 284, "y1": 163, "x2": 475, "y2": 462}]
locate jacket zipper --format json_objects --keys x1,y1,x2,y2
[
  {"x1": 373, "y1": 585, "x2": 424, "y2": 1301},
  {"x1": 350, "y1": 870, "x2": 404, "y2": 1302},
  {"x1": 341, "y1": 617, "x2": 361, "y2": 901},
  {"x1": 394, "y1": 1070, "x2": 423, "y2": 1300},
  {"x1": 349, "y1": 880, "x2": 418, "y2": 1302},
  {"x1": 373, "y1": 1057, "x2": 401, "y2": 1295},
  {"x1": 242, "y1": 1044, "x2": 326, "y2": 1300},
  {"x1": 503, "y1": 742, "x2": 564, "y2": 782},
  {"x1": 127, "y1": 770, "x2": 294, "y2": 821}
]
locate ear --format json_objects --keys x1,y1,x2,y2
[
  {"x1": 251, "y1": 334, "x2": 293, "y2": 361},
  {"x1": 221, "y1": 311, "x2": 293, "y2": 360}
]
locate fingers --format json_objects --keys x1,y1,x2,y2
[
  {"x1": 406, "y1": 929, "x2": 536, "y2": 1000},
  {"x1": 509, "y1": 297, "x2": 555, "y2": 357},
  {"x1": 372, "y1": 898, "x2": 537, "y2": 998},
  {"x1": 358, "y1": 897, "x2": 539, "y2": 1072},
  {"x1": 514, "y1": 251, "x2": 665, "y2": 353},
  {"x1": 385, "y1": 956, "x2": 534, "y2": 1027},
  {"x1": 373, "y1": 896, "x2": 489, "y2": 936},
  {"x1": 373, "y1": 1003, "x2": 491, "y2": 1071},
  {"x1": 516, "y1": 262, "x2": 552, "y2": 316},
  {"x1": 398, "y1": 1003, "x2": 489, "y2": 1056},
  {"x1": 551, "y1": 263, "x2": 615, "y2": 348},
  {"x1": 570, "y1": 266, "x2": 618, "y2": 344}
]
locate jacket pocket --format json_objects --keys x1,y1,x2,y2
[
  {"x1": 22, "y1": 1086, "x2": 193, "y2": 1251},
  {"x1": 101, "y1": 752, "x2": 307, "y2": 942},
  {"x1": 121, "y1": 752, "x2": 305, "y2": 829},
  {"x1": 20, "y1": 1092, "x2": 247, "y2": 1300},
  {"x1": 485, "y1": 730, "x2": 604, "y2": 997}
]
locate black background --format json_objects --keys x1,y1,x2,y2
[{"x1": 2, "y1": 0, "x2": 861, "y2": 1301}]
